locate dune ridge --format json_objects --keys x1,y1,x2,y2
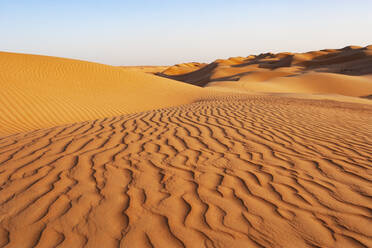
[
  {"x1": 119, "y1": 66, "x2": 169, "y2": 74},
  {"x1": 0, "y1": 52, "x2": 205, "y2": 136},
  {"x1": 160, "y1": 62, "x2": 207, "y2": 76},
  {"x1": 0, "y1": 94, "x2": 371, "y2": 247},
  {"x1": 156, "y1": 45, "x2": 372, "y2": 97}
]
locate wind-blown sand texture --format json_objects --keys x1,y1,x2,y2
[
  {"x1": 0, "y1": 95, "x2": 371, "y2": 248},
  {"x1": 157, "y1": 45, "x2": 372, "y2": 96},
  {"x1": 1, "y1": 47, "x2": 372, "y2": 248},
  {"x1": 0, "y1": 52, "x2": 204, "y2": 136}
]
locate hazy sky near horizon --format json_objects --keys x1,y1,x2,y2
[{"x1": 1, "y1": 0, "x2": 372, "y2": 65}]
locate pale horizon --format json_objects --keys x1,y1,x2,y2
[{"x1": 1, "y1": 0, "x2": 372, "y2": 65}]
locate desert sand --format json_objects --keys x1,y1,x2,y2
[
  {"x1": 0, "y1": 52, "x2": 205, "y2": 136},
  {"x1": 0, "y1": 47, "x2": 371, "y2": 248},
  {"x1": 157, "y1": 45, "x2": 372, "y2": 97},
  {"x1": 119, "y1": 66, "x2": 169, "y2": 74}
]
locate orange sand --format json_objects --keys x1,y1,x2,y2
[
  {"x1": 0, "y1": 95, "x2": 371, "y2": 247},
  {"x1": 157, "y1": 45, "x2": 372, "y2": 97},
  {"x1": 0, "y1": 47, "x2": 371, "y2": 248},
  {"x1": 0, "y1": 52, "x2": 204, "y2": 136}
]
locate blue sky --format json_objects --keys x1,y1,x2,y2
[{"x1": 1, "y1": 0, "x2": 371, "y2": 65}]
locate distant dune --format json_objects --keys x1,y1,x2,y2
[
  {"x1": 208, "y1": 72, "x2": 372, "y2": 96},
  {"x1": 120, "y1": 63, "x2": 207, "y2": 76},
  {"x1": 156, "y1": 45, "x2": 372, "y2": 96},
  {"x1": 0, "y1": 52, "x2": 205, "y2": 136},
  {"x1": 160, "y1": 62, "x2": 207, "y2": 76},
  {"x1": 119, "y1": 65, "x2": 169, "y2": 74}
]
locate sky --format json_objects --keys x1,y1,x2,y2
[{"x1": 1, "y1": 0, "x2": 372, "y2": 65}]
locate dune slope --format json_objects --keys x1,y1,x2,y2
[
  {"x1": 160, "y1": 62, "x2": 207, "y2": 76},
  {"x1": 0, "y1": 95, "x2": 371, "y2": 248},
  {"x1": 156, "y1": 45, "x2": 372, "y2": 96},
  {"x1": 209, "y1": 72, "x2": 372, "y2": 96},
  {"x1": 0, "y1": 52, "x2": 203, "y2": 136}
]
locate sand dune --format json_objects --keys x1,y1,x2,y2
[
  {"x1": 1, "y1": 48, "x2": 372, "y2": 247},
  {"x1": 160, "y1": 62, "x2": 207, "y2": 76},
  {"x1": 157, "y1": 45, "x2": 372, "y2": 97},
  {"x1": 119, "y1": 66, "x2": 169, "y2": 74},
  {"x1": 0, "y1": 95, "x2": 371, "y2": 247},
  {"x1": 119, "y1": 63, "x2": 206, "y2": 76},
  {"x1": 0, "y1": 52, "x2": 205, "y2": 136},
  {"x1": 208, "y1": 72, "x2": 372, "y2": 96}
]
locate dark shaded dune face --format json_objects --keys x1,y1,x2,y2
[
  {"x1": 0, "y1": 95, "x2": 371, "y2": 248},
  {"x1": 156, "y1": 62, "x2": 219, "y2": 87},
  {"x1": 361, "y1": 94, "x2": 372, "y2": 99},
  {"x1": 300, "y1": 47, "x2": 372, "y2": 75},
  {"x1": 156, "y1": 45, "x2": 372, "y2": 90},
  {"x1": 160, "y1": 62, "x2": 207, "y2": 76}
]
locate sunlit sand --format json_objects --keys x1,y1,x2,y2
[{"x1": 0, "y1": 46, "x2": 371, "y2": 247}]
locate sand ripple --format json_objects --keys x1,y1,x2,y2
[{"x1": 0, "y1": 95, "x2": 371, "y2": 247}]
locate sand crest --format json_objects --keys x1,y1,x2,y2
[
  {"x1": 157, "y1": 45, "x2": 372, "y2": 97},
  {"x1": 0, "y1": 52, "x2": 204, "y2": 136}
]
